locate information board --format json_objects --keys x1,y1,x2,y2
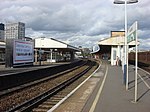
[{"x1": 13, "y1": 40, "x2": 34, "y2": 64}]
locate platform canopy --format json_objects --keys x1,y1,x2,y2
[
  {"x1": 98, "y1": 36, "x2": 139, "y2": 46},
  {"x1": 34, "y1": 37, "x2": 80, "y2": 52}
]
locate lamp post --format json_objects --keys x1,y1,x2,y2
[
  {"x1": 39, "y1": 38, "x2": 42, "y2": 65},
  {"x1": 50, "y1": 49, "x2": 53, "y2": 63},
  {"x1": 54, "y1": 49, "x2": 58, "y2": 62},
  {"x1": 114, "y1": 0, "x2": 138, "y2": 102}
]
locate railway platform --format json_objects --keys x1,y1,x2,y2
[
  {"x1": 0, "y1": 61, "x2": 72, "y2": 76},
  {"x1": 53, "y1": 60, "x2": 150, "y2": 112}
]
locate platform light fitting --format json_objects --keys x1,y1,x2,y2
[{"x1": 114, "y1": 0, "x2": 138, "y2": 4}]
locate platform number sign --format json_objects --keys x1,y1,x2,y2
[{"x1": 127, "y1": 21, "x2": 137, "y2": 43}]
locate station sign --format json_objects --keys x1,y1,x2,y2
[{"x1": 127, "y1": 21, "x2": 137, "y2": 43}]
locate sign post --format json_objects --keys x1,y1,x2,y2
[{"x1": 127, "y1": 21, "x2": 138, "y2": 102}]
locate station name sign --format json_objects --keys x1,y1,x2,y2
[{"x1": 127, "y1": 21, "x2": 137, "y2": 43}]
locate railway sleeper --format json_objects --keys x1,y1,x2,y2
[
  {"x1": 53, "y1": 95, "x2": 64, "y2": 98},
  {"x1": 50, "y1": 99, "x2": 61, "y2": 102},
  {"x1": 33, "y1": 105, "x2": 54, "y2": 111},
  {"x1": 59, "y1": 91, "x2": 70, "y2": 94},
  {"x1": 32, "y1": 108, "x2": 49, "y2": 112},
  {"x1": 34, "y1": 97, "x2": 64, "y2": 111},
  {"x1": 38, "y1": 104, "x2": 53, "y2": 108},
  {"x1": 51, "y1": 97, "x2": 63, "y2": 100},
  {"x1": 43, "y1": 101, "x2": 57, "y2": 105},
  {"x1": 56, "y1": 92, "x2": 68, "y2": 96},
  {"x1": 42, "y1": 101, "x2": 56, "y2": 105}
]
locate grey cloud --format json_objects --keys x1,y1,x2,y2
[
  {"x1": 139, "y1": 38, "x2": 150, "y2": 50},
  {"x1": 1, "y1": 0, "x2": 150, "y2": 49},
  {"x1": 138, "y1": 29, "x2": 150, "y2": 40}
]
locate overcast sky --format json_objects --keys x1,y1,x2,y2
[{"x1": 0, "y1": 0, "x2": 150, "y2": 50}]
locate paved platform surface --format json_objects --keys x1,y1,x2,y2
[
  {"x1": 54, "y1": 60, "x2": 150, "y2": 112},
  {"x1": 86, "y1": 64, "x2": 150, "y2": 112},
  {"x1": 84, "y1": 61, "x2": 150, "y2": 112},
  {"x1": 0, "y1": 62, "x2": 70, "y2": 75}
]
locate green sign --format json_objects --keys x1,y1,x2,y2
[
  {"x1": 127, "y1": 31, "x2": 136, "y2": 43},
  {"x1": 127, "y1": 21, "x2": 137, "y2": 44}
]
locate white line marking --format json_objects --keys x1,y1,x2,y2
[
  {"x1": 138, "y1": 73, "x2": 150, "y2": 89},
  {"x1": 47, "y1": 60, "x2": 102, "y2": 112},
  {"x1": 89, "y1": 64, "x2": 108, "y2": 112}
]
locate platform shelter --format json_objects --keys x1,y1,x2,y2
[
  {"x1": 34, "y1": 37, "x2": 80, "y2": 63},
  {"x1": 96, "y1": 31, "x2": 137, "y2": 66}
]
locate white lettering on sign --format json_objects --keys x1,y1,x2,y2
[{"x1": 127, "y1": 21, "x2": 137, "y2": 43}]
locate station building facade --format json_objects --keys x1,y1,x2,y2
[
  {"x1": 5, "y1": 22, "x2": 25, "y2": 40},
  {"x1": 0, "y1": 41, "x2": 5, "y2": 63},
  {"x1": 0, "y1": 23, "x2": 5, "y2": 42},
  {"x1": 0, "y1": 23, "x2": 5, "y2": 62},
  {"x1": 92, "y1": 31, "x2": 138, "y2": 66}
]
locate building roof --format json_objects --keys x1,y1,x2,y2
[
  {"x1": 98, "y1": 36, "x2": 124, "y2": 45},
  {"x1": 34, "y1": 37, "x2": 80, "y2": 51},
  {"x1": 98, "y1": 36, "x2": 139, "y2": 46}
]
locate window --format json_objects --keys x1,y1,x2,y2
[{"x1": 113, "y1": 50, "x2": 116, "y2": 60}]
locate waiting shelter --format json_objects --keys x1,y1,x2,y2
[{"x1": 94, "y1": 31, "x2": 137, "y2": 66}]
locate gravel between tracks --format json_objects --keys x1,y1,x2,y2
[{"x1": 0, "y1": 65, "x2": 89, "y2": 111}]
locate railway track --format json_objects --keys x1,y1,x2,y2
[
  {"x1": 0, "y1": 61, "x2": 86, "y2": 98},
  {"x1": 0, "y1": 59, "x2": 98, "y2": 112},
  {"x1": 141, "y1": 67, "x2": 150, "y2": 73},
  {"x1": 137, "y1": 67, "x2": 150, "y2": 87},
  {"x1": 129, "y1": 60, "x2": 150, "y2": 73}
]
